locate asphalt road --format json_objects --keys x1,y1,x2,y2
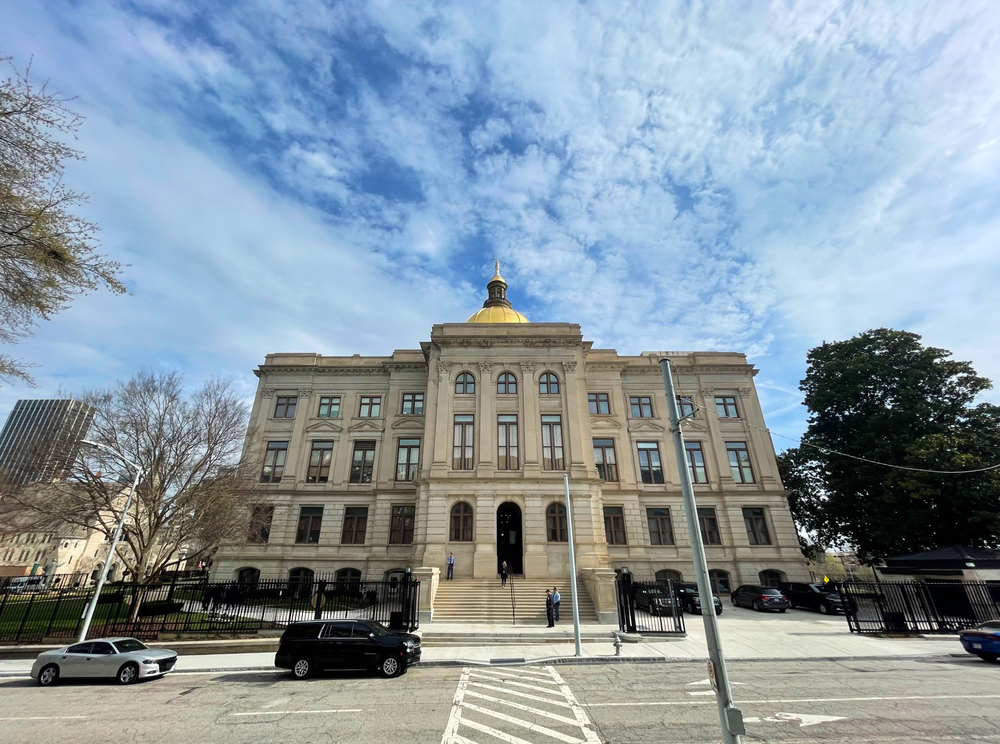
[{"x1": 0, "y1": 655, "x2": 997, "y2": 744}]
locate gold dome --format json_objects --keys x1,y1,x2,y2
[{"x1": 466, "y1": 305, "x2": 530, "y2": 323}]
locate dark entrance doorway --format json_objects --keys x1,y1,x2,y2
[{"x1": 497, "y1": 502, "x2": 523, "y2": 575}]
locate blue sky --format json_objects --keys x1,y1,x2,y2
[{"x1": 2, "y1": 0, "x2": 1000, "y2": 448}]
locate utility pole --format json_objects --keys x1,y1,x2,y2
[
  {"x1": 563, "y1": 474, "x2": 582, "y2": 656},
  {"x1": 660, "y1": 358, "x2": 744, "y2": 743}
]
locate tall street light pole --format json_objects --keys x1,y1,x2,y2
[
  {"x1": 660, "y1": 358, "x2": 745, "y2": 743},
  {"x1": 77, "y1": 440, "x2": 143, "y2": 643},
  {"x1": 562, "y1": 474, "x2": 582, "y2": 656}
]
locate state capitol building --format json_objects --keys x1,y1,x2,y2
[{"x1": 214, "y1": 263, "x2": 807, "y2": 618}]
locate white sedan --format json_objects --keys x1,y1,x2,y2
[{"x1": 31, "y1": 637, "x2": 178, "y2": 686}]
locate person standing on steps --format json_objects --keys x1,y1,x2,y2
[
  {"x1": 552, "y1": 587, "x2": 561, "y2": 621},
  {"x1": 500, "y1": 561, "x2": 509, "y2": 587},
  {"x1": 446, "y1": 553, "x2": 455, "y2": 580},
  {"x1": 545, "y1": 589, "x2": 555, "y2": 627}
]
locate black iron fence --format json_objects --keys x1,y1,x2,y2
[
  {"x1": 0, "y1": 574, "x2": 419, "y2": 643},
  {"x1": 615, "y1": 571, "x2": 685, "y2": 635},
  {"x1": 840, "y1": 580, "x2": 1000, "y2": 634}
]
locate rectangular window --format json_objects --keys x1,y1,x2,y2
[
  {"x1": 359, "y1": 396, "x2": 382, "y2": 418},
  {"x1": 247, "y1": 506, "x2": 273, "y2": 544},
  {"x1": 317, "y1": 396, "x2": 341, "y2": 418},
  {"x1": 646, "y1": 508, "x2": 674, "y2": 546},
  {"x1": 389, "y1": 505, "x2": 415, "y2": 545},
  {"x1": 541, "y1": 415, "x2": 565, "y2": 470},
  {"x1": 295, "y1": 506, "x2": 323, "y2": 544},
  {"x1": 684, "y1": 441, "x2": 708, "y2": 484},
  {"x1": 260, "y1": 441, "x2": 288, "y2": 483},
  {"x1": 273, "y1": 396, "x2": 298, "y2": 418},
  {"x1": 603, "y1": 506, "x2": 627, "y2": 545},
  {"x1": 497, "y1": 415, "x2": 519, "y2": 470},
  {"x1": 593, "y1": 438, "x2": 619, "y2": 482},
  {"x1": 629, "y1": 396, "x2": 653, "y2": 418},
  {"x1": 677, "y1": 395, "x2": 695, "y2": 418},
  {"x1": 698, "y1": 507, "x2": 722, "y2": 545},
  {"x1": 726, "y1": 441, "x2": 755, "y2": 483},
  {"x1": 306, "y1": 441, "x2": 334, "y2": 483},
  {"x1": 401, "y1": 392, "x2": 424, "y2": 415},
  {"x1": 453, "y1": 415, "x2": 475, "y2": 470},
  {"x1": 637, "y1": 441, "x2": 665, "y2": 484},
  {"x1": 715, "y1": 396, "x2": 739, "y2": 418},
  {"x1": 743, "y1": 507, "x2": 772, "y2": 545},
  {"x1": 341, "y1": 506, "x2": 368, "y2": 545},
  {"x1": 349, "y1": 441, "x2": 376, "y2": 483},
  {"x1": 588, "y1": 392, "x2": 610, "y2": 415},
  {"x1": 396, "y1": 438, "x2": 420, "y2": 481}
]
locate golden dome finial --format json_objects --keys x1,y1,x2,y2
[
  {"x1": 493, "y1": 257, "x2": 502, "y2": 281},
  {"x1": 466, "y1": 256, "x2": 529, "y2": 323}
]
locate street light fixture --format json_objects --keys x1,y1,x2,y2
[{"x1": 77, "y1": 439, "x2": 143, "y2": 643}]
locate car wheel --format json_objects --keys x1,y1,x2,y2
[
  {"x1": 820, "y1": 603, "x2": 831, "y2": 615},
  {"x1": 977, "y1": 653, "x2": 999, "y2": 663},
  {"x1": 117, "y1": 663, "x2": 140, "y2": 685},
  {"x1": 379, "y1": 654, "x2": 402, "y2": 678},
  {"x1": 37, "y1": 664, "x2": 59, "y2": 687},
  {"x1": 731, "y1": 596, "x2": 738, "y2": 606},
  {"x1": 778, "y1": 609, "x2": 787, "y2": 613},
  {"x1": 751, "y1": 600, "x2": 761, "y2": 612},
  {"x1": 292, "y1": 657, "x2": 312, "y2": 680}
]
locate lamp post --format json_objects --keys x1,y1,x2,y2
[
  {"x1": 77, "y1": 440, "x2": 143, "y2": 643},
  {"x1": 562, "y1": 474, "x2": 582, "y2": 656}
]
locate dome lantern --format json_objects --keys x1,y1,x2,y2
[{"x1": 466, "y1": 258, "x2": 529, "y2": 323}]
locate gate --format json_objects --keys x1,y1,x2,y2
[
  {"x1": 615, "y1": 569, "x2": 685, "y2": 635},
  {"x1": 840, "y1": 580, "x2": 1000, "y2": 634}
]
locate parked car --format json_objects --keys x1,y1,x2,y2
[
  {"x1": 634, "y1": 585, "x2": 679, "y2": 616},
  {"x1": 31, "y1": 637, "x2": 177, "y2": 686},
  {"x1": 780, "y1": 582, "x2": 847, "y2": 614},
  {"x1": 959, "y1": 621, "x2": 1000, "y2": 662},
  {"x1": 4, "y1": 575, "x2": 48, "y2": 594},
  {"x1": 731, "y1": 585, "x2": 790, "y2": 612},
  {"x1": 275, "y1": 619, "x2": 421, "y2": 679},
  {"x1": 674, "y1": 582, "x2": 723, "y2": 616}
]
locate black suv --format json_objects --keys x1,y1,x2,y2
[
  {"x1": 780, "y1": 582, "x2": 847, "y2": 614},
  {"x1": 275, "y1": 619, "x2": 421, "y2": 679},
  {"x1": 675, "y1": 582, "x2": 723, "y2": 616},
  {"x1": 634, "y1": 585, "x2": 679, "y2": 616}
]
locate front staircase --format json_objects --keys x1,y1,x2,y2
[{"x1": 431, "y1": 577, "x2": 599, "y2": 624}]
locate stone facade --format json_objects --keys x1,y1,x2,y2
[{"x1": 213, "y1": 320, "x2": 809, "y2": 592}]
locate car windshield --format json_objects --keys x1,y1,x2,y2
[
  {"x1": 113, "y1": 639, "x2": 148, "y2": 653},
  {"x1": 812, "y1": 585, "x2": 838, "y2": 594},
  {"x1": 978, "y1": 621, "x2": 1000, "y2": 631},
  {"x1": 365, "y1": 621, "x2": 390, "y2": 637},
  {"x1": 762, "y1": 589, "x2": 783, "y2": 595}
]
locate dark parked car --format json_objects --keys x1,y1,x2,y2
[
  {"x1": 959, "y1": 621, "x2": 1000, "y2": 663},
  {"x1": 780, "y1": 582, "x2": 847, "y2": 614},
  {"x1": 275, "y1": 619, "x2": 420, "y2": 679},
  {"x1": 731, "y1": 585, "x2": 790, "y2": 612},
  {"x1": 675, "y1": 582, "x2": 723, "y2": 616},
  {"x1": 634, "y1": 585, "x2": 679, "y2": 616}
]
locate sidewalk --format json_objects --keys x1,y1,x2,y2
[{"x1": 0, "y1": 614, "x2": 960, "y2": 675}]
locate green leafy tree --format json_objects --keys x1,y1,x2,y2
[
  {"x1": 0, "y1": 57, "x2": 125, "y2": 383},
  {"x1": 780, "y1": 329, "x2": 1000, "y2": 563}
]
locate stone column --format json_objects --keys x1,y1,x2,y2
[
  {"x1": 286, "y1": 387, "x2": 313, "y2": 481},
  {"x1": 561, "y1": 360, "x2": 589, "y2": 478},
  {"x1": 411, "y1": 566, "x2": 440, "y2": 624},
  {"x1": 523, "y1": 494, "x2": 548, "y2": 577},
  {"x1": 477, "y1": 362, "x2": 496, "y2": 476},
  {"x1": 422, "y1": 493, "x2": 449, "y2": 573},
  {"x1": 431, "y1": 362, "x2": 453, "y2": 473},
  {"x1": 473, "y1": 494, "x2": 497, "y2": 578},
  {"x1": 702, "y1": 386, "x2": 734, "y2": 489},
  {"x1": 520, "y1": 362, "x2": 540, "y2": 475}
]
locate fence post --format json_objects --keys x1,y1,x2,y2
[
  {"x1": 14, "y1": 592, "x2": 37, "y2": 642},
  {"x1": 43, "y1": 590, "x2": 65, "y2": 638},
  {"x1": 314, "y1": 580, "x2": 326, "y2": 620},
  {"x1": 0, "y1": 590, "x2": 10, "y2": 639}
]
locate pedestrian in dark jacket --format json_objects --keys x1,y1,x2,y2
[
  {"x1": 545, "y1": 590, "x2": 555, "y2": 628},
  {"x1": 224, "y1": 583, "x2": 241, "y2": 614},
  {"x1": 499, "y1": 561, "x2": 509, "y2": 587}
]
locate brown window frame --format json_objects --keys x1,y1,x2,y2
[
  {"x1": 396, "y1": 438, "x2": 420, "y2": 481},
  {"x1": 715, "y1": 396, "x2": 740, "y2": 418},
  {"x1": 450, "y1": 501, "x2": 473, "y2": 541},
  {"x1": 247, "y1": 505, "x2": 274, "y2": 544},
  {"x1": 349, "y1": 440, "x2": 376, "y2": 484},
  {"x1": 684, "y1": 441, "x2": 708, "y2": 484},
  {"x1": 497, "y1": 372, "x2": 518, "y2": 395},
  {"x1": 401, "y1": 392, "x2": 424, "y2": 415},
  {"x1": 603, "y1": 506, "x2": 627, "y2": 545},
  {"x1": 592, "y1": 438, "x2": 619, "y2": 482},
  {"x1": 295, "y1": 506, "x2": 323, "y2": 544},
  {"x1": 710, "y1": 569, "x2": 732, "y2": 594},
  {"x1": 306, "y1": 441, "x2": 334, "y2": 483},
  {"x1": 541, "y1": 414, "x2": 564, "y2": 470},
  {"x1": 629, "y1": 396, "x2": 654, "y2": 418},
  {"x1": 273, "y1": 396, "x2": 298, "y2": 419},
  {"x1": 588, "y1": 392, "x2": 611, "y2": 415},
  {"x1": 743, "y1": 507, "x2": 772, "y2": 545},
  {"x1": 453, "y1": 415, "x2": 475, "y2": 470},
  {"x1": 317, "y1": 395, "x2": 341, "y2": 418},
  {"x1": 341, "y1": 506, "x2": 368, "y2": 545},
  {"x1": 637, "y1": 441, "x2": 665, "y2": 484},
  {"x1": 539, "y1": 372, "x2": 560, "y2": 395},
  {"x1": 260, "y1": 441, "x2": 288, "y2": 483},
  {"x1": 389, "y1": 504, "x2": 415, "y2": 545},
  {"x1": 497, "y1": 415, "x2": 519, "y2": 470},
  {"x1": 455, "y1": 372, "x2": 476, "y2": 395},
  {"x1": 697, "y1": 507, "x2": 722, "y2": 545},
  {"x1": 677, "y1": 395, "x2": 695, "y2": 418},
  {"x1": 358, "y1": 396, "x2": 382, "y2": 418},
  {"x1": 726, "y1": 441, "x2": 755, "y2": 483},
  {"x1": 546, "y1": 502, "x2": 567, "y2": 542},
  {"x1": 646, "y1": 507, "x2": 674, "y2": 546}
]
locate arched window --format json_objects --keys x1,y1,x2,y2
[
  {"x1": 288, "y1": 567, "x2": 314, "y2": 599},
  {"x1": 335, "y1": 567, "x2": 362, "y2": 583},
  {"x1": 539, "y1": 372, "x2": 560, "y2": 395},
  {"x1": 655, "y1": 569, "x2": 682, "y2": 585},
  {"x1": 759, "y1": 569, "x2": 783, "y2": 588},
  {"x1": 450, "y1": 501, "x2": 474, "y2": 541},
  {"x1": 497, "y1": 372, "x2": 518, "y2": 395},
  {"x1": 107, "y1": 563, "x2": 119, "y2": 582},
  {"x1": 455, "y1": 372, "x2": 476, "y2": 394},
  {"x1": 237, "y1": 567, "x2": 260, "y2": 585},
  {"x1": 546, "y1": 502, "x2": 567, "y2": 542},
  {"x1": 709, "y1": 569, "x2": 732, "y2": 594}
]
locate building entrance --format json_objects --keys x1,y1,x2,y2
[{"x1": 496, "y1": 502, "x2": 523, "y2": 575}]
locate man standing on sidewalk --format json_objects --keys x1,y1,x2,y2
[
  {"x1": 545, "y1": 589, "x2": 555, "y2": 628},
  {"x1": 446, "y1": 553, "x2": 455, "y2": 580},
  {"x1": 552, "y1": 587, "x2": 561, "y2": 621}
]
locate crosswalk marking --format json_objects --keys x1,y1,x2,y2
[{"x1": 443, "y1": 666, "x2": 602, "y2": 744}]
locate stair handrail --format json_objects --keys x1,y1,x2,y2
[{"x1": 510, "y1": 571, "x2": 516, "y2": 626}]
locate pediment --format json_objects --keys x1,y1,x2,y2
[
  {"x1": 392, "y1": 417, "x2": 428, "y2": 430},
  {"x1": 590, "y1": 417, "x2": 621, "y2": 429},
  {"x1": 627, "y1": 420, "x2": 667, "y2": 433},
  {"x1": 348, "y1": 419, "x2": 385, "y2": 433},
  {"x1": 680, "y1": 418, "x2": 708, "y2": 433},
  {"x1": 305, "y1": 420, "x2": 343, "y2": 433}
]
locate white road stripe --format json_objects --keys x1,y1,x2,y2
[
  {"x1": 0, "y1": 716, "x2": 88, "y2": 721},
  {"x1": 464, "y1": 690, "x2": 582, "y2": 725},
  {"x1": 473, "y1": 669, "x2": 560, "y2": 685},
  {"x1": 548, "y1": 667, "x2": 602, "y2": 744},
  {"x1": 468, "y1": 682, "x2": 575, "y2": 708},
  {"x1": 488, "y1": 667, "x2": 562, "y2": 680},
  {"x1": 230, "y1": 709, "x2": 361, "y2": 716},
  {"x1": 585, "y1": 693, "x2": 1000, "y2": 707},
  {"x1": 459, "y1": 702, "x2": 584, "y2": 744},
  {"x1": 442, "y1": 668, "x2": 470, "y2": 744},
  {"x1": 460, "y1": 716, "x2": 537, "y2": 744},
  {"x1": 467, "y1": 672, "x2": 567, "y2": 697}
]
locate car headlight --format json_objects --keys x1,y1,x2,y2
[{"x1": 403, "y1": 640, "x2": 416, "y2": 648}]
